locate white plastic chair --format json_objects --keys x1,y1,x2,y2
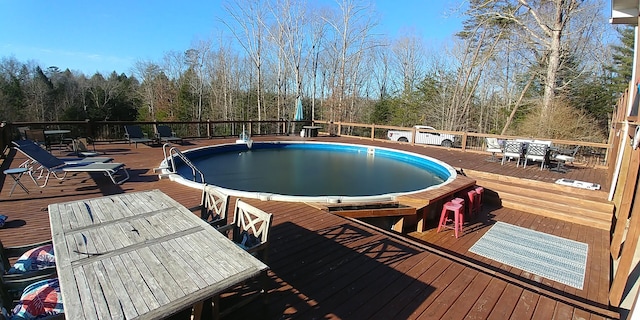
[{"x1": 485, "y1": 138, "x2": 503, "y2": 162}]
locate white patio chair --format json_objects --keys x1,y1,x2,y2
[
  {"x1": 485, "y1": 137, "x2": 503, "y2": 162},
  {"x1": 501, "y1": 140, "x2": 523, "y2": 167},
  {"x1": 524, "y1": 142, "x2": 549, "y2": 170}
]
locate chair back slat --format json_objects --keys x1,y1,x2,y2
[
  {"x1": 526, "y1": 143, "x2": 548, "y2": 157},
  {"x1": 503, "y1": 141, "x2": 522, "y2": 156},
  {"x1": 234, "y1": 199, "x2": 273, "y2": 245},
  {"x1": 201, "y1": 185, "x2": 230, "y2": 228}
]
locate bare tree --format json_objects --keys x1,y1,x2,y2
[
  {"x1": 133, "y1": 60, "x2": 162, "y2": 120},
  {"x1": 222, "y1": 0, "x2": 268, "y2": 125},
  {"x1": 391, "y1": 31, "x2": 425, "y2": 95},
  {"x1": 321, "y1": 0, "x2": 379, "y2": 122},
  {"x1": 486, "y1": 0, "x2": 602, "y2": 128},
  {"x1": 185, "y1": 40, "x2": 212, "y2": 126},
  {"x1": 266, "y1": 0, "x2": 313, "y2": 121}
]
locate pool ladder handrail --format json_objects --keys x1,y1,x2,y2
[{"x1": 157, "y1": 143, "x2": 205, "y2": 183}]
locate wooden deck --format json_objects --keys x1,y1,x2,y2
[{"x1": 0, "y1": 136, "x2": 616, "y2": 319}]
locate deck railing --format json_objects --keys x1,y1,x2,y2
[
  {"x1": 0, "y1": 120, "x2": 311, "y2": 158},
  {"x1": 311, "y1": 120, "x2": 611, "y2": 168},
  {"x1": 1, "y1": 119, "x2": 611, "y2": 168}
]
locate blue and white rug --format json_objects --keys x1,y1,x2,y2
[{"x1": 469, "y1": 222, "x2": 588, "y2": 289}]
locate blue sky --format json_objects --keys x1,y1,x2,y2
[{"x1": 8, "y1": 0, "x2": 609, "y2": 76}]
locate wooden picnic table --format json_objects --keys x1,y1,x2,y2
[{"x1": 48, "y1": 189, "x2": 268, "y2": 319}]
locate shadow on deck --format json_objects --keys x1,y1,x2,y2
[{"x1": 0, "y1": 136, "x2": 617, "y2": 319}]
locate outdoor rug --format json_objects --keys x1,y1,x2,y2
[{"x1": 468, "y1": 222, "x2": 588, "y2": 289}]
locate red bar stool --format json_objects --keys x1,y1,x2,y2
[
  {"x1": 437, "y1": 201, "x2": 464, "y2": 238},
  {"x1": 451, "y1": 197, "x2": 465, "y2": 227},
  {"x1": 474, "y1": 186, "x2": 484, "y2": 214},
  {"x1": 467, "y1": 189, "x2": 478, "y2": 218}
]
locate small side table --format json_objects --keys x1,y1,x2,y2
[
  {"x1": 3, "y1": 167, "x2": 30, "y2": 196},
  {"x1": 302, "y1": 125, "x2": 322, "y2": 137}
]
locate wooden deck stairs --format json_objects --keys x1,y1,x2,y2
[{"x1": 464, "y1": 169, "x2": 614, "y2": 230}]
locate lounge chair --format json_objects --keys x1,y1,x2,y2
[
  {"x1": 156, "y1": 125, "x2": 184, "y2": 144},
  {"x1": 124, "y1": 125, "x2": 154, "y2": 147},
  {"x1": 13, "y1": 140, "x2": 112, "y2": 164},
  {"x1": 12, "y1": 140, "x2": 129, "y2": 187}
]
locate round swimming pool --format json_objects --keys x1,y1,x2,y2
[{"x1": 162, "y1": 141, "x2": 456, "y2": 203}]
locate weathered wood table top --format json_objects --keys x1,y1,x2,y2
[{"x1": 48, "y1": 189, "x2": 268, "y2": 320}]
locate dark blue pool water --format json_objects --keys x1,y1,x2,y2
[{"x1": 173, "y1": 142, "x2": 455, "y2": 200}]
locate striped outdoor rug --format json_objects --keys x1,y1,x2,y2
[{"x1": 469, "y1": 221, "x2": 588, "y2": 289}]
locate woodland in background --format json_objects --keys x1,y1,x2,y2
[{"x1": 0, "y1": 0, "x2": 630, "y2": 142}]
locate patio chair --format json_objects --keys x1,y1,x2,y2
[
  {"x1": 124, "y1": 125, "x2": 154, "y2": 148},
  {"x1": 156, "y1": 125, "x2": 184, "y2": 144},
  {"x1": 550, "y1": 146, "x2": 580, "y2": 173},
  {"x1": 0, "y1": 239, "x2": 56, "y2": 299},
  {"x1": 501, "y1": 140, "x2": 523, "y2": 167},
  {"x1": 13, "y1": 139, "x2": 112, "y2": 164},
  {"x1": 16, "y1": 127, "x2": 30, "y2": 140},
  {"x1": 0, "y1": 276, "x2": 64, "y2": 320},
  {"x1": 12, "y1": 140, "x2": 129, "y2": 187},
  {"x1": 71, "y1": 137, "x2": 100, "y2": 157},
  {"x1": 24, "y1": 129, "x2": 49, "y2": 150},
  {"x1": 218, "y1": 199, "x2": 273, "y2": 263},
  {"x1": 524, "y1": 142, "x2": 549, "y2": 170},
  {"x1": 200, "y1": 185, "x2": 230, "y2": 229},
  {"x1": 1, "y1": 239, "x2": 55, "y2": 278},
  {"x1": 485, "y1": 137, "x2": 503, "y2": 162}
]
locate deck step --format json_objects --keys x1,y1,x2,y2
[
  {"x1": 499, "y1": 199, "x2": 611, "y2": 230},
  {"x1": 478, "y1": 179, "x2": 613, "y2": 215},
  {"x1": 463, "y1": 169, "x2": 613, "y2": 230}
]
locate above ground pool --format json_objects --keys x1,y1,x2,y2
[{"x1": 164, "y1": 141, "x2": 457, "y2": 203}]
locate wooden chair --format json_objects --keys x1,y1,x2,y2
[
  {"x1": 202, "y1": 199, "x2": 273, "y2": 319},
  {"x1": 200, "y1": 185, "x2": 230, "y2": 229},
  {"x1": 219, "y1": 199, "x2": 273, "y2": 263}
]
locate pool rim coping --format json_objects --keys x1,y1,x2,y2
[{"x1": 159, "y1": 140, "x2": 458, "y2": 204}]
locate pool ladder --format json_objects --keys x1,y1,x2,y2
[{"x1": 155, "y1": 143, "x2": 205, "y2": 183}]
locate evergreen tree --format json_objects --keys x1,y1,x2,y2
[{"x1": 607, "y1": 26, "x2": 634, "y2": 96}]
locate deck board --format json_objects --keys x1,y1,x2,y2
[{"x1": 0, "y1": 136, "x2": 616, "y2": 319}]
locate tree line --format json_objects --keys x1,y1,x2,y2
[{"x1": 0, "y1": 0, "x2": 628, "y2": 142}]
